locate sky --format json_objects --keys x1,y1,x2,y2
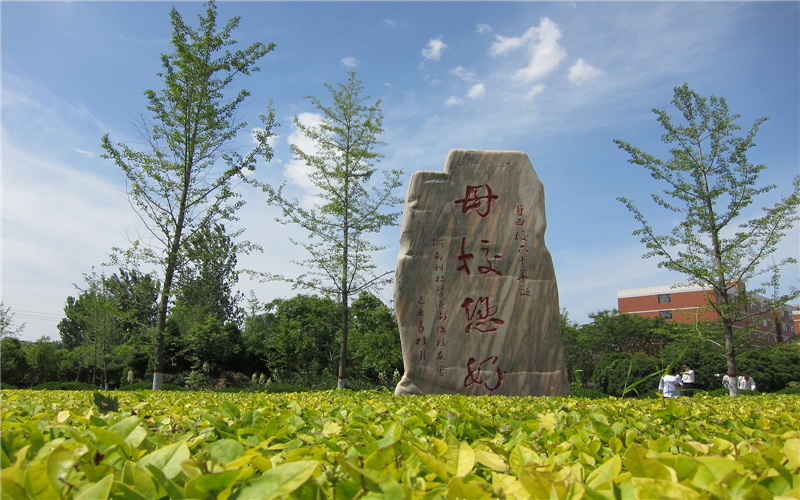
[{"x1": 2, "y1": 1, "x2": 798, "y2": 343}]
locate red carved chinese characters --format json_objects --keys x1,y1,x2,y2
[
  {"x1": 461, "y1": 296, "x2": 506, "y2": 334},
  {"x1": 514, "y1": 205, "x2": 531, "y2": 298},
  {"x1": 454, "y1": 184, "x2": 499, "y2": 219},
  {"x1": 464, "y1": 356, "x2": 508, "y2": 391},
  {"x1": 457, "y1": 237, "x2": 503, "y2": 277},
  {"x1": 456, "y1": 238, "x2": 474, "y2": 275}
]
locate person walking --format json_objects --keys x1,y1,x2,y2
[
  {"x1": 738, "y1": 371, "x2": 756, "y2": 392},
  {"x1": 680, "y1": 363, "x2": 695, "y2": 397},
  {"x1": 658, "y1": 366, "x2": 683, "y2": 398}
]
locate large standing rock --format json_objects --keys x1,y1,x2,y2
[{"x1": 394, "y1": 150, "x2": 569, "y2": 396}]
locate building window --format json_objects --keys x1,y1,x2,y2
[
  {"x1": 784, "y1": 324, "x2": 788, "y2": 331},
  {"x1": 660, "y1": 310, "x2": 673, "y2": 320},
  {"x1": 761, "y1": 304, "x2": 767, "y2": 312},
  {"x1": 658, "y1": 294, "x2": 671, "y2": 304},
  {"x1": 763, "y1": 320, "x2": 769, "y2": 327}
]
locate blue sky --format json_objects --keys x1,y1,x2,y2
[{"x1": 2, "y1": 1, "x2": 798, "y2": 342}]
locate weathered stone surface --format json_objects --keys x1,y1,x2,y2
[{"x1": 394, "y1": 150, "x2": 569, "y2": 396}]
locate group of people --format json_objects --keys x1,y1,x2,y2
[
  {"x1": 657, "y1": 364, "x2": 693, "y2": 398},
  {"x1": 723, "y1": 371, "x2": 756, "y2": 392},
  {"x1": 657, "y1": 364, "x2": 757, "y2": 398}
]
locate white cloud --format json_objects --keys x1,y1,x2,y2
[
  {"x1": 74, "y1": 148, "x2": 94, "y2": 158},
  {"x1": 444, "y1": 96, "x2": 464, "y2": 107},
  {"x1": 476, "y1": 23, "x2": 493, "y2": 34},
  {"x1": 341, "y1": 57, "x2": 359, "y2": 68},
  {"x1": 424, "y1": 75, "x2": 442, "y2": 84},
  {"x1": 489, "y1": 17, "x2": 567, "y2": 85},
  {"x1": 384, "y1": 19, "x2": 396, "y2": 28},
  {"x1": 568, "y1": 58, "x2": 604, "y2": 85},
  {"x1": 467, "y1": 83, "x2": 485, "y2": 99},
  {"x1": 422, "y1": 37, "x2": 447, "y2": 61},
  {"x1": 452, "y1": 66, "x2": 477, "y2": 83},
  {"x1": 285, "y1": 112, "x2": 327, "y2": 207}
]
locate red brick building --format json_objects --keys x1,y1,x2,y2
[{"x1": 617, "y1": 284, "x2": 799, "y2": 345}]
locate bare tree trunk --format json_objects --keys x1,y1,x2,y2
[
  {"x1": 338, "y1": 295, "x2": 349, "y2": 390},
  {"x1": 337, "y1": 188, "x2": 350, "y2": 390}
]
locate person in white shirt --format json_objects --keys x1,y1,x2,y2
[
  {"x1": 721, "y1": 372, "x2": 738, "y2": 396},
  {"x1": 658, "y1": 367, "x2": 683, "y2": 398},
  {"x1": 738, "y1": 371, "x2": 756, "y2": 391},
  {"x1": 680, "y1": 363, "x2": 695, "y2": 397}
]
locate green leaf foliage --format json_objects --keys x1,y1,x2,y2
[{"x1": 2, "y1": 389, "x2": 799, "y2": 499}]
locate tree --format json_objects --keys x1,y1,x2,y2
[
  {"x1": 58, "y1": 270, "x2": 127, "y2": 388},
  {"x1": 263, "y1": 72, "x2": 403, "y2": 389},
  {"x1": 738, "y1": 342, "x2": 800, "y2": 392},
  {"x1": 348, "y1": 292, "x2": 403, "y2": 384},
  {"x1": 0, "y1": 337, "x2": 29, "y2": 387},
  {"x1": 248, "y1": 294, "x2": 341, "y2": 385},
  {"x1": 171, "y1": 223, "x2": 245, "y2": 331},
  {"x1": 0, "y1": 302, "x2": 26, "y2": 339},
  {"x1": 561, "y1": 309, "x2": 682, "y2": 385},
  {"x1": 25, "y1": 337, "x2": 61, "y2": 387},
  {"x1": 101, "y1": 1, "x2": 276, "y2": 389},
  {"x1": 615, "y1": 84, "x2": 800, "y2": 396}
]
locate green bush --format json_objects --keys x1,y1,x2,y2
[
  {"x1": 213, "y1": 387, "x2": 251, "y2": 393},
  {"x1": 639, "y1": 389, "x2": 661, "y2": 399},
  {"x1": 593, "y1": 353, "x2": 662, "y2": 397},
  {"x1": 566, "y1": 386, "x2": 608, "y2": 399},
  {"x1": 706, "y1": 388, "x2": 762, "y2": 397},
  {"x1": 774, "y1": 385, "x2": 800, "y2": 395},
  {"x1": 32, "y1": 381, "x2": 99, "y2": 391},
  {"x1": 260, "y1": 383, "x2": 310, "y2": 394},
  {"x1": 118, "y1": 382, "x2": 189, "y2": 391},
  {"x1": 737, "y1": 343, "x2": 800, "y2": 393},
  {"x1": 1, "y1": 382, "x2": 19, "y2": 390}
]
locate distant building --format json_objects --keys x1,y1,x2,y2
[{"x1": 617, "y1": 284, "x2": 798, "y2": 345}]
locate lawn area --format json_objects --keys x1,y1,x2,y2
[{"x1": 1, "y1": 389, "x2": 798, "y2": 499}]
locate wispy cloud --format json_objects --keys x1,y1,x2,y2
[
  {"x1": 568, "y1": 59, "x2": 603, "y2": 85},
  {"x1": 476, "y1": 23, "x2": 493, "y2": 34},
  {"x1": 422, "y1": 37, "x2": 447, "y2": 61},
  {"x1": 341, "y1": 56, "x2": 359, "y2": 68},
  {"x1": 2, "y1": 139, "x2": 133, "y2": 286},
  {"x1": 444, "y1": 96, "x2": 464, "y2": 107},
  {"x1": 489, "y1": 17, "x2": 566, "y2": 92},
  {"x1": 525, "y1": 83, "x2": 546, "y2": 101},
  {"x1": 384, "y1": 19, "x2": 396, "y2": 28},
  {"x1": 74, "y1": 148, "x2": 94, "y2": 158},
  {"x1": 452, "y1": 66, "x2": 477, "y2": 83}
]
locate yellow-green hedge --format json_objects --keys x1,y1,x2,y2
[{"x1": 1, "y1": 390, "x2": 798, "y2": 499}]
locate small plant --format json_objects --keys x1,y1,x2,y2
[{"x1": 93, "y1": 391, "x2": 119, "y2": 413}]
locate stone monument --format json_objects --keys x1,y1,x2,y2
[{"x1": 394, "y1": 150, "x2": 569, "y2": 396}]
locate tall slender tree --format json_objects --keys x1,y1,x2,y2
[
  {"x1": 263, "y1": 72, "x2": 403, "y2": 389},
  {"x1": 615, "y1": 84, "x2": 800, "y2": 396},
  {"x1": 102, "y1": 1, "x2": 276, "y2": 389}
]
